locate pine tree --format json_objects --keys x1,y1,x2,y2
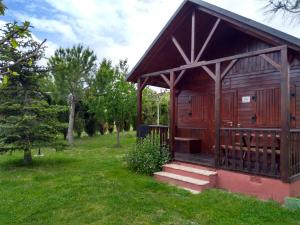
[{"x1": 0, "y1": 25, "x2": 65, "y2": 165}]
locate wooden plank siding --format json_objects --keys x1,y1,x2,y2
[{"x1": 174, "y1": 37, "x2": 299, "y2": 152}]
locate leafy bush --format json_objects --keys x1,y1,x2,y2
[{"x1": 126, "y1": 135, "x2": 170, "y2": 175}]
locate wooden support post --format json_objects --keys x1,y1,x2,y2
[
  {"x1": 137, "y1": 78, "x2": 143, "y2": 129},
  {"x1": 215, "y1": 62, "x2": 221, "y2": 168},
  {"x1": 280, "y1": 46, "x2": 291, "y2": 182},
  {"x1": 169, "y1": 72, "x2": 176, "y2": 158},
  {"x1": 191, "y1": 10, "x2": 195, "y2": 63}
]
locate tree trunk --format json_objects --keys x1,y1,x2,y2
[
  {"x1": 116, "y1": 126, "x2": 121, "y2": 147},
  {"x1": 67, "y1": 96, "x2": 75, "y2": 145},
  {"x1": 23, "y1": 148, "x2": 32, "y2": 165}
]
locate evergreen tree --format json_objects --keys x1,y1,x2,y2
[{"x1": 0, "y1": 27, "x2": 65, "y2": 165}]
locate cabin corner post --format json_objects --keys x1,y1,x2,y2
[
  {"x1": 215, "y1": 62, "x2": 221, "y2": 168},
  {"x1": 169, "y1": 72, "x2": 176, "y2": 159},
  {"x1": 137, "y1": 78, "x2": 143, "y2": 129},
  {"x1": 280, "y1": 46, "x2": 291, "y2": 182}
]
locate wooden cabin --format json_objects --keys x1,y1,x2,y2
[{"x1": 126, "y1": 0, "x2": 300, "y2": 202}]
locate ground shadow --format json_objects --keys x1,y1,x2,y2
[{"x1": 0, "y1": 156, "x2": 78, "y2": 171}]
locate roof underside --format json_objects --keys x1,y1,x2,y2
[{"x1": 127, "y1": 0, "x2": 300, "y2": 84}]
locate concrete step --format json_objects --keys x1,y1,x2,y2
[
  {"x1": 163, "y1": 163, "x2": 217, "y2": 185},
  {"x1": 154, "y1": 171, "x2": 211, "y2": 192},
  {"x1": 173, "y1": 161, "x2": 216, "y2": 171}
]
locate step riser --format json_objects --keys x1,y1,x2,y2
[
  {"x1": 163, "y1": 167, "x2": 216, "y2": 186},
  {"x1": 154, "y1": 174, "x2": 210, "y2": 192},
  {"x1": 173, "y1": 161, "x2": 216, "y2": 172}
]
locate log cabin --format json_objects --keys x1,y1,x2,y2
[{"x1": 126, "y1": 0, "x2": 300, "y2": 202}]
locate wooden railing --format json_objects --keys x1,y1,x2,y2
[
  {"x1": 220, "y1": 128, "x2": 281, "y2": 178},
  {"x1": 148, "y1": 125, "x2": 169, "y2": 148},
  {"x1": 290, "y1": 129, "x2": 300, "y2": 178}
]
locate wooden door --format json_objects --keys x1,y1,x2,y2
[
  {"x1": 254, "y1": 88, "x2": 280, "y2": 127},
  {"x1": 221, "y1": 91, "x2": 236, "y2": 127}
]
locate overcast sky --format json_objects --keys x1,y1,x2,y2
[{"x1": 2, "y1": 0, "x2": 300, "y2": 69}]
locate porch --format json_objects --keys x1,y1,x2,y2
[{"x1": 138, "y1": 124, "x2": 300, "y2": 181}]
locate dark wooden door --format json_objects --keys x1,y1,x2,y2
[
  {"x1": 254, "y1": 88, "x2": 280, "y2": 127},
  {"x1": 221, "y1": 91, "x2": 236, "y2": 127}
]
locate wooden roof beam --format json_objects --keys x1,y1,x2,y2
[
  {"x1": 191, "y1": 10, "x2": 196, "y2": 63},
  {"x1": 172, "y1": 36, "x2": 191, "y2": 64},
  {"x1": 197, "y1": 7, "x2": 300, "y2": 52},
  {"x1": 195, "y1": 18, "x2": 221, "y2": 62},
  {"x1": 141, "y1": 45, "x2": 284, "y2": 78}
]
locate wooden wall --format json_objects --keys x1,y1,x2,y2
[{"x1": 175, "y1": 32, "x2": 300, "y2": 154}]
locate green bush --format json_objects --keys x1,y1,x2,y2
[{"x1": 126, "y1": 135, "x2": 170, "y2": 175}]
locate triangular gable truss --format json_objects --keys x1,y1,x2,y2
[{"x1": 127, "y1": 0, "x2": 300, "y2": 83}]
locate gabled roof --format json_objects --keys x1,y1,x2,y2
[{"x1": 127, "y1": 0, "x2": 300, "y2": 82}]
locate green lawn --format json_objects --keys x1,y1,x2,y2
[{"x1": 0, "y1": 132, "x2": 299, "y2": 225}]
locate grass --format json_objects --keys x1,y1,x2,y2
[{"x1": 0, "y1": 132, "x2": 299, "y2": 225}]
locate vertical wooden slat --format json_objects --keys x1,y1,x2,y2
[
  {"x1": 191, "y1": 10, "x2": 195, "y2": 63},
  {"x1": 137, "y1": 78, "x2": 143, "y2": 129},
  {"x1": 263, "y1": 132, "x2": 268, "y2": 174},
  {"x1": 246, "y1": 130, "x2": 251, "y2": 171},
  {"x1": 294, "y1": 132, "x2": 300, "y2": 174},
  {"x1": 169, "y1": 72, "x2": 176, "y2": 158},
  {"x1": 233, "y1": 130, "x2": 237, "y2": 169},
  {"x1": 255, "y1": 130, "x2": 260, "y2": 173},
  {"x1": 215, "y1": 62, "x2": 221, "y2": 168},
  {"x1": 239, "y1": 130, "x2": 243, "y2": 169},
  {"x1": 280, "y1": 46, "x2": 290, "y2": 182},
  {"x1": 271, "y1": 131, "x2": 276, "y2": 175},
  {"x1": 225, "y1": 130, "x2": 229, "y2": 167}
]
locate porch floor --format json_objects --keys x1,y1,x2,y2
[{"x1": 174, "y1": 152, "x2": 215, "y2": 167}]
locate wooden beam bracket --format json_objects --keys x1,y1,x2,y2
[
  {"x1": 221, "y1": 59, "x2": 238, "y2": 80},
  {"x1": 140, "y1": 77, "x2": 149, "y2": 90},
  {"x1": 160, "y1": 74, "x2": 171, "y2": 87},
  {"x1": 201, "y1": 65, "x2": 216, "y2": 81},
  {"x1": 174, "y1": 70, "x2": 186, "y2": 87},
  {"x1": 260, "y1": 54, "x2": 282, "y2": 71}
]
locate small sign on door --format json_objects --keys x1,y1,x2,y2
[{"x1": 242, "y1": 96, "x2": 251, "y2": 103}]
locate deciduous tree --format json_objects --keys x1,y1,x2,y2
[{"x1": 48, "y1": 45, "x2": 97, "y2": 144}]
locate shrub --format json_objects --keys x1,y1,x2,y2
[{"x1": 126, "y1": 135, "x2": 170, "y2": 175}]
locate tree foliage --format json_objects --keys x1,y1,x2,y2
[
  {"x1": 0, "y1": 26, "x2": 65, "y2": 165},
  {"x1": 105, "y1": 59, "x2": 136, "y2": 147},
  {"x1": 265, "y1": 0, "x2": 300, "y2": 17},
  {"x1": 48, "y1": 45, "x2": 97, "y2": 144}
]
